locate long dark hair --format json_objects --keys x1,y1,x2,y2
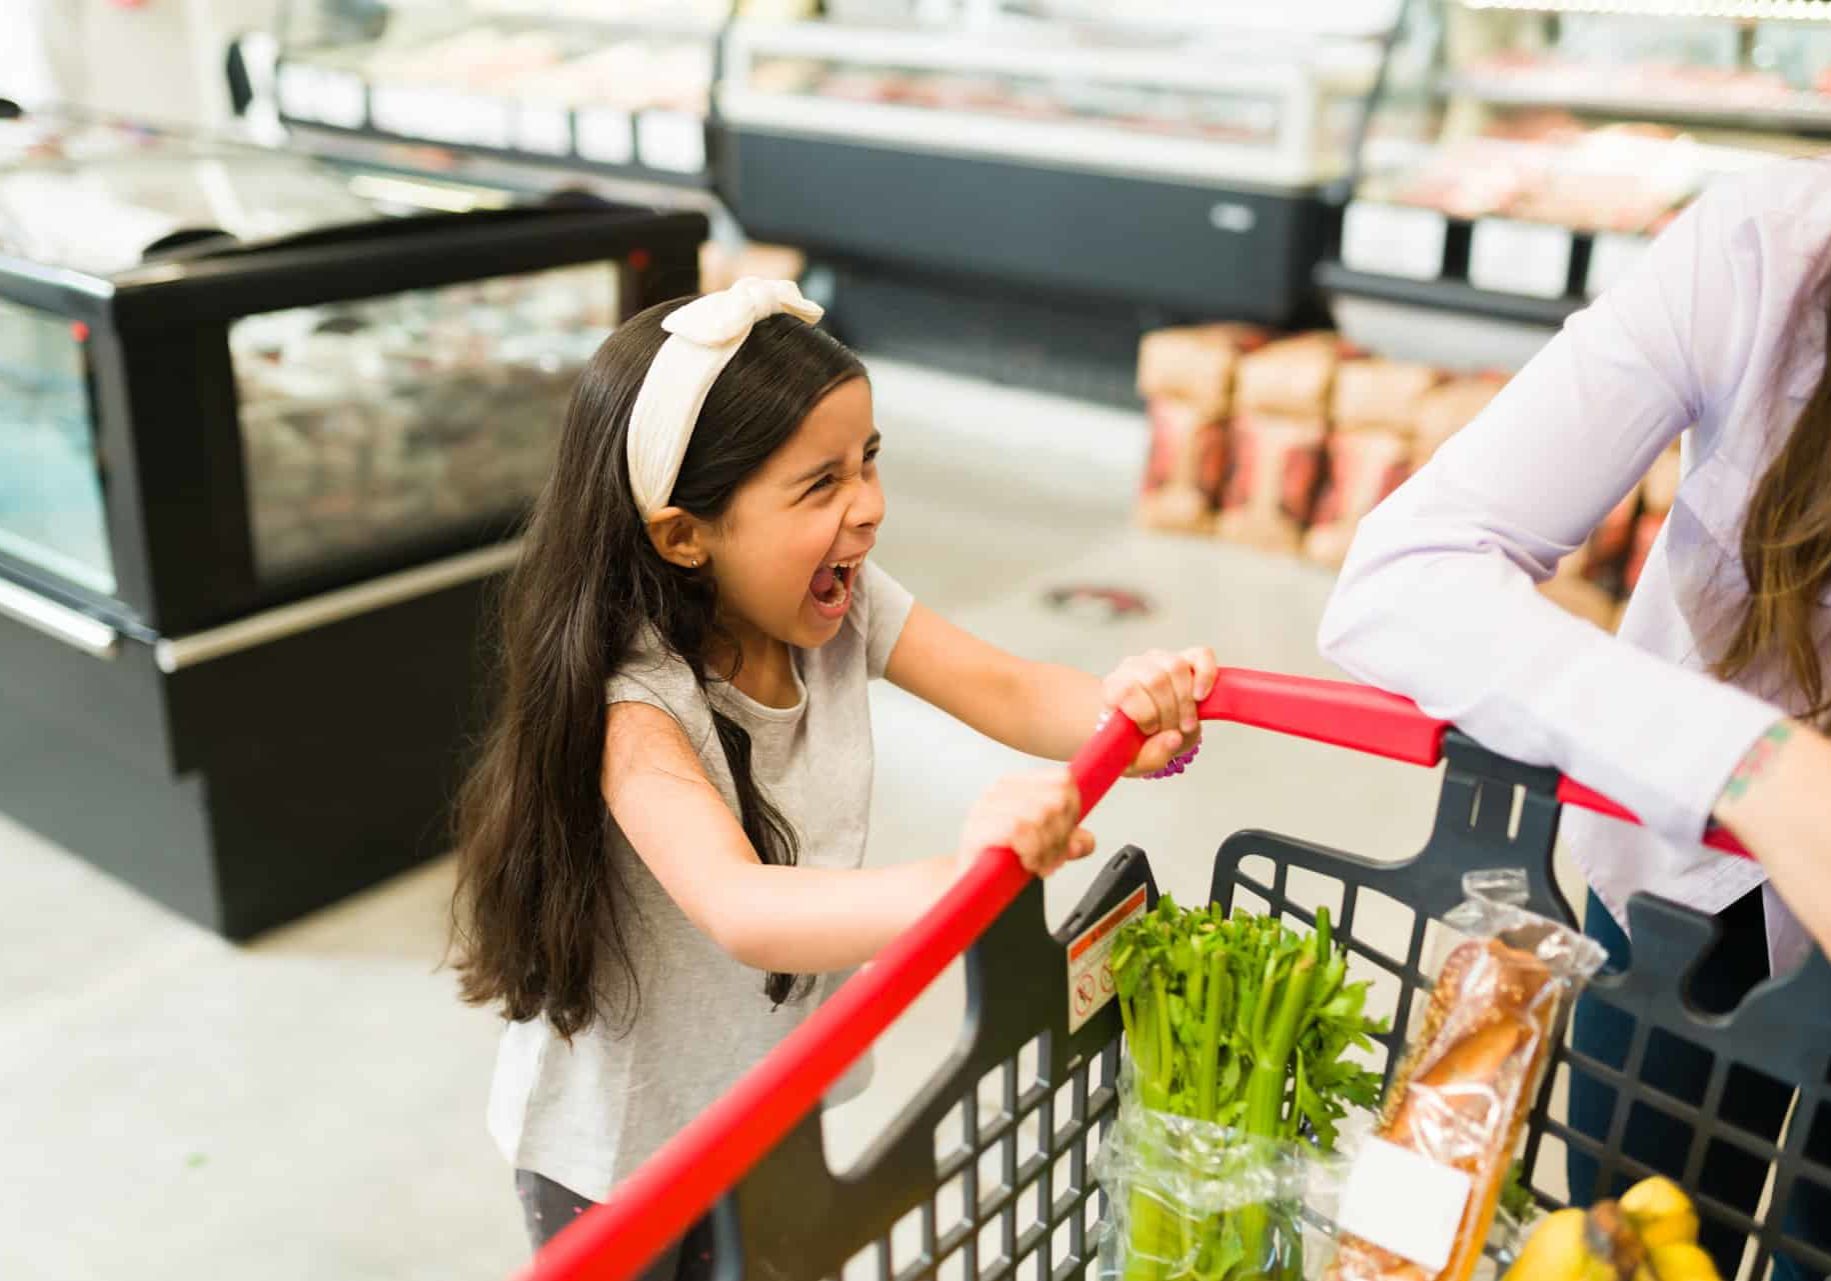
[
  {"x1": 451, "y1": 297, "x2": 866, "y2": 1039},
  {"x1": 1717, "y1": 287, "x2": 1831, "y2": 721}
]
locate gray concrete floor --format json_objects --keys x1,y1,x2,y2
[{"x1": 0, "y1": 359, "x2": 1562, "y2": 1280}]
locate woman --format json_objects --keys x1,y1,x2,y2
[{"x1": 1320, "y1": 160, "x2": 1831, "y2": 1279}]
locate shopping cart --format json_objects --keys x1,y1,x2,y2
[{"x1": 521, "y1": 670, "x2": 1831, "y2": 1281}]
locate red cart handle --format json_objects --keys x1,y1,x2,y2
[{"x1": 522, "y1": 668, "x2": 1754, "y2": 1281}]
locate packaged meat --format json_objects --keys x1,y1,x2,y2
[
  {"x1": 1136, "y1": 323, "x2": 1266, "y2": 424},
  {"x1": 1235, "y1": 332, "x2": 1345, "y2": 419},
  {"x1": 1138, "y1": 397, "x2": 1227, "y2": 535},
  {"x1": 1413, "y1": 377, "x2": 1506, "y2": 464},
  {"x1": 1332, "y1": 360, "x2": 1444, "y2": 434},
  {"x1": 1216, "y1": 413, "x2": 1327, "y2": 554},
  {"x1": 1327, "y1": 872, "x2": 1605, "y2": 1281},
  {"x1": 1303, "y1": 430, "x2": 1413, "y2": 568}
]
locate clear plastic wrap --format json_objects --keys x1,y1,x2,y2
[
  {"x1": 1324, "y1": 872, "x2": 1605, "y2": 1281},
  {"x1": 1096, "y1": 1083, "x2": 1349, "y2": 1281}
]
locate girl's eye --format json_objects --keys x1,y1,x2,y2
[{"x1": 806, "y1": 474, "x2": 836, "y2": 496}]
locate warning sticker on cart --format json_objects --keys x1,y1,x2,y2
[{"x1": 1066, "y1": 885, "x2": 1147, "y2": 1033}]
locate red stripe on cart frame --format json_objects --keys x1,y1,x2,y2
[{"x1": 1556, "y1": 777, "x2": 1752, "y2": 859}]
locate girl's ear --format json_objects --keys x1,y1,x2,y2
[{"x1": 645, "y1": 508, "x2": 710, "y2": 569}]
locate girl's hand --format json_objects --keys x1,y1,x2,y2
[
  {"x1": 1102, "y1": 647, "x2": 1220, "y2": 777},
  {"x1": 956, "y1": 770, "x2": 1096, "y2": 877}
]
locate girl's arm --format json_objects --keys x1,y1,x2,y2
[
  {"x1": 1713, "y1": 721, "x2": 1831, "y2": 955},
  {"x1": 604, "y1": 702, "x2": 1092, "y2": 974},
  {"x1": 1318, "y1": 174, "x2": 1786, "y2": 850},
  {"x1": 882, "y1": 603, "x2": 1216, "y2": 772}
]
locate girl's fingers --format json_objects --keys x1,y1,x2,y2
[
  {"x1": 1130, "y1": 729, "x2": 1186, "y2": 776},
  {"x1": 1156, "y1": 652, "x2": 1198, "y2": 735},
  {"x1": 1184, "y1": 646, "x2": 1221, "y2": 703}
]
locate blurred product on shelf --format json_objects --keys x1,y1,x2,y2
[
  {"x1": 1578, "y1": 490, "x2": 1640, "y2": 591},
  {"x1": 1128, "y1": 318, "x2": 1664, "y2": 634},
  {"x1": 698, "y1": 241, "x2": 806, "y2": 293},
  {"x1": 1625, "y1": 442, "x2": 1682, "y2": 594},
  {"x1": 1414, "y1": 376, "x2": 1505, "y2": 462},
  {"x1": 1217, "y1": 413, "x2": 1331, "y2": 555},
  {"x1": 1541, "y1": 558, "x2": 1622, "y2": 631},
  {"x1": 1305, "y1": 358, "x2": 1444, "y2": 567},
  {"x1": 1331, "y1": 358, "x2": 1443, "y2": 434},
  {"x1": 1138, "y1": 397, "x2": 1228, "y2": 535},
  {"x1": 1135, "y1": 325, "x2": 1266, "y2": 535},
  {"x1": 1218, "y1": 333, "x2": 1346, "y2": 554},
  {"x1": 1304, "y1": 427, "x2": 1414, "y2": 569},
  {"x1": 1233, "y1": 330, "x2": 1344, "y2": 419},
  {"x1": 1137, "y1": 323, "x2": 1266, "y2": 424}
]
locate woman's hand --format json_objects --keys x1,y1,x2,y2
[
  {"x1": 1713, "y1": 719, "x2": 1831, "y2": 956},
  {"x1": 1102, "y1": 647, "x2": 1220, "y2": 777},
  {"x1": 955, "y1": 770, "x2": 1096, "y2": 877}
]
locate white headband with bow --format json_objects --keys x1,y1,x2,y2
[{"x1": 626, "y1": 277, "x2": 825, "y2": 520}]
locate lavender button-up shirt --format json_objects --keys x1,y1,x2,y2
[{"x1": 1320, "y1": 159, "x2": 1831, "y2": 974}]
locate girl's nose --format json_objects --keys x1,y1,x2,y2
[{"x1": 850, "y1": 474, "x2": 885, "y2": 532}]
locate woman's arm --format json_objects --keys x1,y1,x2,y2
[
  {"x1": 882, "y1": 604, "x2": 1216, "y2": 771},
  {"x1": 1319, "y1": 175, "x2": 1785, "y2": 847},
  {"x1": 603, "y1": 702, "x2": 1090, "y2": 974},
  {"x1": 1713, "y1": 721, "x2": 1831, "y2": 953}
]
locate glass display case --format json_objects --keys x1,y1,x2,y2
[
  {"x1": 718, "y1": 6, "x2": 1394, "y2": 333},
  {"x1": 0, "y1": 107, "x2": 705, "y2": 940},
  {"x1": 273, "y1": 0, "x2": 731, "y2": 185},
  {"x1": 1321, "y1": 0, "x2": 1831, "y2": 339}
]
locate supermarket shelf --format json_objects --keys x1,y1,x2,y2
[
  {"x1": 276, "y1": 60, "x2": 714, "y2": 189},
  {"x1": 1443, "y1": 73, "x2": 1831, "y2": 135},
  {"x1": 1316, "y1": 260, "x2": 1581, "y2": 328},
  {"x1": 283, "y1": 124, "x2": 723, "y2": 215}
]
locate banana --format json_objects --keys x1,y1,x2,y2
[
  {"x1": 1505, "y1": 1178, "x2": 1713, "y2": 1281},
  {"x1": 1504, "y1": 1209, "x2": 1623, "y2": 1281},
  {"x1": 1636, "y1": 1244, "x2": 1720, "y2": 1281},
  {"x1": 1618, "y1": 1178, "x2": 1700, "y2": 1251}
]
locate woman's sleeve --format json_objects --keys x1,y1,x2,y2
[{"x1": 1318, "y1": 180, "x2": 1786, "y2": 844}]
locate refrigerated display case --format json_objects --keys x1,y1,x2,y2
[
  {"x1": 718, "y1": 10, "x2": 1392, "y2": 323},
  {"x1": 0, "y1": 109, "x2": 704, "y2": 937},
  {"x1": 1319, "y1": 0, "x2": 1831, "y2": 362},
  {"x1": 272, "y1": 0, "x2": 730, "y2": 189}
]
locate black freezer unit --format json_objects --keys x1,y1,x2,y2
[{"x1": 0, "y1": 112, "x2": 704, "y2": 936}]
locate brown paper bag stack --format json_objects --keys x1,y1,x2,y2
[
  {"x1": 1302, "y1": 359, "x2": 1444, "y2": 568},
  {"x1": 1412, "y1": 375, "x2": 1507, "y2": 464},
  {"x1": 1135, "y1": 324, "x2": 1265, "y2": 532},
  {"x1": 1216, "y1": 333, "x2": 1343, "y2": 554}
]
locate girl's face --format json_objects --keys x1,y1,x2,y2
[{"x1": 703, "y1": 377, "x2": 885, "y2": 651}]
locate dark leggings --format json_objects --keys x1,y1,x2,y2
[
  {"x1": 1568, "y1": 891, "x2": 1831, "y2": 1281},
  {"x1": 516, "y1": 1171, "x2": 717, "y2": 1279}
]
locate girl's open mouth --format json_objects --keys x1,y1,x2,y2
[{"x1": 809, "y1": 557, "x2": 863, "y2": 618}]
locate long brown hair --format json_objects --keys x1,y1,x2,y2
[
  {"x1": 1716, "y1": 289, "x2": 1831, "y2": 721},
  {"x1": 451, "y1": 298, "x2": 866, "y2": 1039}
]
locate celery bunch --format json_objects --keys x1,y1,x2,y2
[{"x1": 1110, "y1": 896, "x2": 1385, "y2": 1281}]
